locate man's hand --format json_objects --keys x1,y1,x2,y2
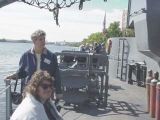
[{"x1": 5, "y1": 73, "x2": 18, "y2": 80}]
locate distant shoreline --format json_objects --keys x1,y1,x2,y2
[
  {"x1": 0, "y1": 40, "x2": 31, "y2": 43},
  {"x1": 0, "y1": 39, "x2": 54, "y2": 44},
  {"x1": 0, "y1": 39, "x2": 80, "y2": 47}
]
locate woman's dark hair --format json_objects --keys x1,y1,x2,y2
[{"x1": 24, "y1": 70, "x2": 54, "y2": 98}]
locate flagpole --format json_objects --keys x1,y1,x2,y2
[
  {"x1": 103, "y1": 11, "x2": 106, "y2": 34},
  {"x1": 102, "y1": 11, "x2": 107, "y2": 44}
]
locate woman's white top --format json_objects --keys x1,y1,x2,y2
[{"x1": 10, "y1": 94, "x2": 49, "y2": 120}]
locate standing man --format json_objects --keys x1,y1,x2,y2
[{"x1": 6, "y1": 29, "x2": 62, "y2": 99}]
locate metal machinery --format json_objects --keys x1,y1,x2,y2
[
  {"x1": 127, "y1": 0, "x2": 160, "y2": 85},
  {"x1": 128, "y1": 0, "x2": 160, "y2": 62},
  {"x1": 56, "y1": 51, "x2": 109, "y2": 107}
]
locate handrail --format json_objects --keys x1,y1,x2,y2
[
  {"x1": 0, "y1": 82, "x2": 15, "y2": 95},
  {"x1": 0, "y1": 80, "x2": 20, "y2": 120},
  {"x1": 5, "y1": 80, "x2": 12, "y2": 120},
  {"x1": 0, "y1": 85, "x2": 11, "y2": 95}
]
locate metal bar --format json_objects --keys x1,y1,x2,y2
[
  {"x1": 100, "y1": 75, "x2": 104, "y2": 100},
  {"x1": 117, "y1": 38, "x2": 121, "y2": 78},
  {"x1": 121, "y1": 39, "x2": 125, "y2": 80},
  {"x1": 6, "y1": 80, "x2": 12, "y2": 120},
  {"x1": 103, "y1": 58, "x2": 109, "y2": 106},
  {"x1": 0, "y1": 85, "x2": 11, "y2": 95},
  {"x1": 127, "y1": 0, "x2": 132, "y2": 27},
  {"x1": 104, "y1": 74, "x2": 108, "y2": 106}
]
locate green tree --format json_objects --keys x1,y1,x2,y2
[
  {"x1": 107, "y1": 21, "x2": 122, "y2": 37},
  {"x1": 82, "y1": 32, "x2": 104, "y2": 45},
  {"x1": 81, "y1": 21, "x2": 122, "y2": 45},
  {"x1": 122, "y1": 28, "x2": 135, "y2": 37}
]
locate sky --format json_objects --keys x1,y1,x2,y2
[{"x1": 0, "y1": 0, "x2": 128, "y2": 42}]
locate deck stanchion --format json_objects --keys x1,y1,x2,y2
[
  {"x1": 146, "y1": 70, "x2": 153, "y2": 113},
  {"x1": 6, "y1": 80, "x2": 12, "y2": 120},
  {"x1": 128, "y1": 64, "x2": 134, "y2": 84},
  {"x1": 136, "y1": 63, "x2": 141, "y2": 86},
  {"x1": 141, "y1": 65, "x2": 147, "y2": 86},
  {"x1": 156, "y1": 82, "x2": 160, "y2": 120},
  {"x1": 150, "y1": 72, "x2": 159, "y2": 118}
]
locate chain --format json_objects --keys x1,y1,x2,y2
[{"x1": 19, "y1": 0, "x2": 107, "y2": 25}]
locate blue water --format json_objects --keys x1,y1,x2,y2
[
  {"x1": 0, "y1": 42, "x2": 77, "y2": 120},
  {"x1": 0, "y1": 42, "x2": 77, "y2": 82}
]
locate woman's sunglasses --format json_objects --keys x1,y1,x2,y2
[{"x1": 40, "y1": 83, "x2": 52, "y2": 90}]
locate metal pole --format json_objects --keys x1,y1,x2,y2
[
  {"x1": 103, "y1": 55, "x2": 109, "y2": 107},
  {"x1": 6, "y1": 80, "x2": 12, "y2": 120},
  {"x1": 121, "y1": 39, "x2": 125, "y2": 80}
]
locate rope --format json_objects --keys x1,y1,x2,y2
[
  {"x1": 0, "y1": 85, "x2": 11, "y2": 95},
  {"x1": 0, "y1": 82, "x2": 21, "y2": 95},
  {"x1": 79, "y1": 0, "x2": 84, "y2": 10}
]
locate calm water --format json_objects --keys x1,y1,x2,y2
[
  {"x1": 0, "y1": 42, "x2": 77, "y2": 120},
  {"x1": 0, "y1": 42, "x2": 77, "y2": 83}
]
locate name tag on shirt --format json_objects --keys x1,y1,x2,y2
[{"x1": 44, "y1": 58, "x2": 51, "y2": 64}]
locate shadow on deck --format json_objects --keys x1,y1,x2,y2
[
  {"x1": 61, "y1": 78, "x2": 154, "y2": 120},
  {"x1": 62, "y1": 99, "x2": 147, "y2": 118}
]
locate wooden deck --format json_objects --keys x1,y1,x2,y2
[{"x1": 60, "y1": 78, "x2": 154, "y2": 120}]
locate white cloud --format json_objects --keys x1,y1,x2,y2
[{"x1": 0, "y1": 2, "x2": 123, "y2": 42}]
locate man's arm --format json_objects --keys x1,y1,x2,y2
[{"x1": 16, "y1": 54, "x2": 27, "y2": 79}]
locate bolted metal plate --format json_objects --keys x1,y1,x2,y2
[
  {"x1": 63, "y1": 91, "x2": 88, "y2": 104},
  {"x1": 62, "y1": 76, "x2": 89, "y2": 88}
]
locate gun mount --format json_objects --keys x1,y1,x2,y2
[{"x1": 56, "y1": 51, "x2": 109, "y2": 107}]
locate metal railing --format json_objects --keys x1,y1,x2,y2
[
  {"x1": 0, "y1": 80, "x2": 20, "y2": 120},
  {"x1": 0, "y1": 80, "x2": 12, "y2": 120},
  {"x1": 5, "y1": 80, "x2": 12, "y2": 120}
]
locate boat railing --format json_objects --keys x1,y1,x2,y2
[
  {"x1": 0, "y1": 80, "x2": 21, "y2": 120},
  {"x1": 0, "y1": 80, "x2": 12, "y2": 120}
]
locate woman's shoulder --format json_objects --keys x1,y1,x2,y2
[{"x1": 11, "y1": 95, "x2": 48, "y2": 120}]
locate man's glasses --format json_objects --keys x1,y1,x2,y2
[{"x1": 40, "y1": 83, "x2": 52, "y2": 90}]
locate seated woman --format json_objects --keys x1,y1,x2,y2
[{"x1": 10, "y1": 70, "x2": 63, "y2": 120}]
